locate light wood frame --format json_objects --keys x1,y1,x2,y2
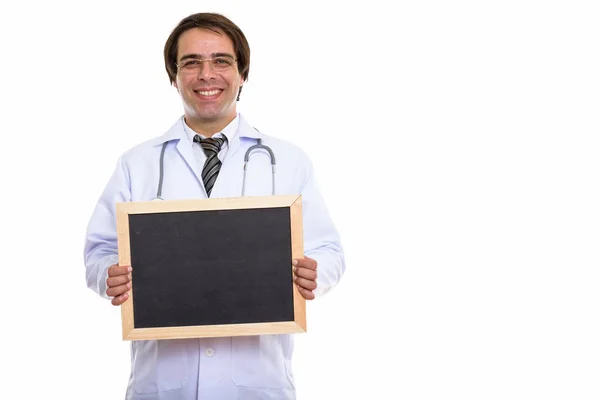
[{"x1": 115, "y1": 194, "x2": 305, "y2": 341}]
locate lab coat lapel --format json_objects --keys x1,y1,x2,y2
[
  {"x1": 176, "y1": 137, "x2": 203, "y2": 185},
  {"x1": 155, "y1": 118, "x2": 203, "y2": 187},
  {"x1": 210, "y1": 114, "x2": 262, "y2": 198},
  {"x1": 223, "y1": 114, "x2": 261, "y2": 163}
]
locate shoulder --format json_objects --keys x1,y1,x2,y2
[
  {"x1": 262, "y1": 133, "x2": 308, "y2": 160},
  {"x1": 239, "y1": 119, "x2": 311, "y2": 167},
  {"x1": 238, "y1": 115, "x2": 315, "y2": 180},
  {"x1": 256, "y1": 132, "x2": 315, "y2": 180},
  {"x1": 119, "y1": 118, "x2": 185, "y2": 163}
]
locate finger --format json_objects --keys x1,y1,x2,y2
[
  {"x1": 108, "y1": 264, "x2": 132, "y2": 277},
  {"x1": 296, "y1": 286, "x2": 315, "y2": 300},
  {"x1": 293, "y1": 266, "x2": 317, "y2": 281},
  {"x1": 292, "y1": 257, "x2": 317, "y2": 270},
  {"x1": 106, "y1": 274, "x2": 132, "y2": 288},
  {"x1": 111, "y1": 292, "x2": 130, "y2": 306},
  {"x1": 294, "y1": 277, "x2": 317, "y2": 291},
  {"x1": 106, "y1": 282, "x2": 131, "y2": 298}
]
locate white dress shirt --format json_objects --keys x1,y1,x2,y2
[{"x1": 183, "y1": 113, "x2": 239, "y2": 169}]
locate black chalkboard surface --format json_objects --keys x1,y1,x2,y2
[{"x1": 116, "y1": 195, "x2": 305, "y2": 340}]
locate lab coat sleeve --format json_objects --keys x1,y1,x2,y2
[
  {"x1": 298, "y1": 155, "x2": 346, "y2": 298},
  {"x1": 83, "y1": 156, "x2": 131, "y2": 300}
]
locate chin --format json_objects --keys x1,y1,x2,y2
[
  {"x1": 194, "y1": 109, "x2": 223, "y2": 120},
  {"x1": 197, "y1": 107, "x2": 235, "y2": 121}
]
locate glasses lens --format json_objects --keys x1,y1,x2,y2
[
  {"x1": 212, "y1": 57, "x2": 234, "y2": 70},
  {"x1": 180, "y1": 59, "x2": 201, "y2": 70}
]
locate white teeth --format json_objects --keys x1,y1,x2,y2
[{"x1": 197, "y1": 90, "x2": 220, "y2": 96}]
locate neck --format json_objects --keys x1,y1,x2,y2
[{"x1": 185, "y1": 114, "x2": 236, "y2": 137}]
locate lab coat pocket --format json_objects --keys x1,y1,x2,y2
[
  {"x1": 231, "y1": 335, "x2": 294, "y2": 389},
  {"x1": 132, "y1": 339, "x2": 189, "y2": 394}
]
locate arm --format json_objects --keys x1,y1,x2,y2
[
  {"x1": 295, "y1": 155, "x2": 346, "y2": 298},
  {"x1": 83, "y1": 156, "x2": 131, "y2": 300}
]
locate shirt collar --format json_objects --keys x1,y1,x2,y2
[
  {"x1": 182, "y1": 114, "x2": 240, "y2": 144},
  {"x1": 151, "y1": 113, "x2": 261, "y2": 147}
]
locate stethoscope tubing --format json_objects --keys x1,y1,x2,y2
[{"x1": 155, "y1": 136, "x2": 275, "y2": 200}]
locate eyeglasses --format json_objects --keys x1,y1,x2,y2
[{"x1": 177, "y1": 57, "x2": 237, "y2": 73}]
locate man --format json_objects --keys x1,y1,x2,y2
[{"x1": 84, "y1": 12, "x2": 345, "y2": 400}]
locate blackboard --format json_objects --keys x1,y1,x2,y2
[{"x1": 116, "y1": 195, "x2": 305, "y2": 340}]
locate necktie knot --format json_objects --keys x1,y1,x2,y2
[{"x1": 194, "y1": 135, "x2": 226, "y2": 157}]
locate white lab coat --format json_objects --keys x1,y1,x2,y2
[{"x1": 83, "y1": 114, "x2": 345, "y2": 400}]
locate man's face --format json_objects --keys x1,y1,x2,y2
[{"x1": 174, "y1": 28, "x2": 244, "y2": 129}]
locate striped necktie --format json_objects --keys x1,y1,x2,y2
[{"x1": 194, "y1": 135, "x2": 226, "y2": 197}]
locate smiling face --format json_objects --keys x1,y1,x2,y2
[{"x1": 174, "y1": 28, "x2": 244, "y2": 134}]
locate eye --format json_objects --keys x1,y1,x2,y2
[
  {"x1": 214, "y1": 57, "x2": 233, "y2": 66},
  {"x1": 182, "y1": 59, "x2": 201, "y2": 68}
]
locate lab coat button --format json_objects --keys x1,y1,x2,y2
[{"x1": 205, "y1": 347, "x2": 215, "y2": 356}]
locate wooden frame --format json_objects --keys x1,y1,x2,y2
[{"x1": 115, "y1": 194, "x2": 305, "y2": 341}]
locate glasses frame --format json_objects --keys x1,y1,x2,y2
[{"x1": 176, "y1": 57, "x2": 238, "y2": 73}]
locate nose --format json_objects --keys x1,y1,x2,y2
[{"x1": 197, "y1": 60, "x2": 216, "y2": 80}]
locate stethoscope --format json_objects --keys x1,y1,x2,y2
[{"x1": 154, "y1": 135, "x2": 276, "y2": 200}]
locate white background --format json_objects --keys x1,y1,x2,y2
[{"x1": 1, "y1": 1, "x2": 599, "y2": 399}]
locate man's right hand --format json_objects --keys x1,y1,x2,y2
[{"x1": 106, "y1": 264, "x2": 132, "y2": 306}]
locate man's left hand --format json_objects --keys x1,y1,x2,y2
[{"x1": 293, "y1": 256, "x2": 317, "y2": 300}]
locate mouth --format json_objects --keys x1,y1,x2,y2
[{"x1": 193, "y1": 89, "x2": 223, "y2": 100}]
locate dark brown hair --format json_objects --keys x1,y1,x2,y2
[{"x1": 163, "y1": 13, "x2": 251, "y2": 90}]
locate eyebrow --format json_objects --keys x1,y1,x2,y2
[{"x1": 179, "y1": 53, "x2": 235, "y2": 62}]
